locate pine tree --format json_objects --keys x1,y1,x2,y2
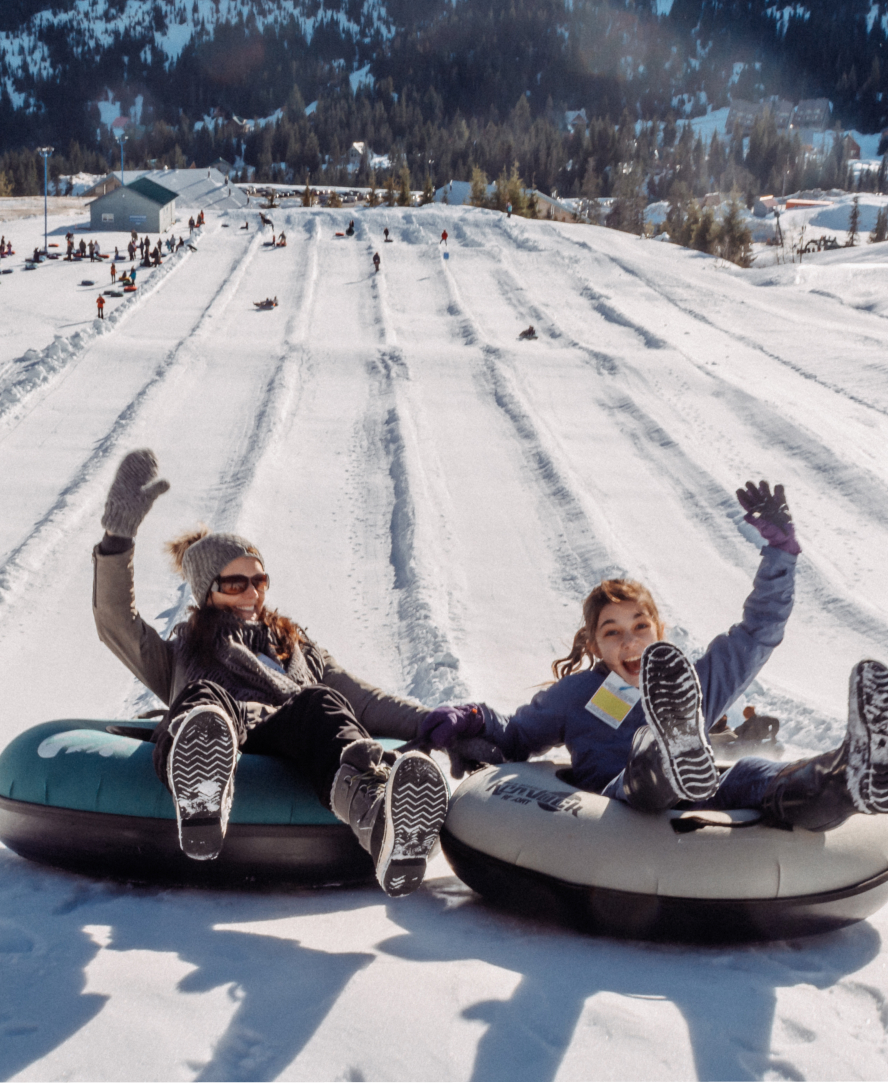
[
  {"x1": 470, "y1": 165, "x2": 488, "y2": 207},
  {"x1": 302, "y1": 174, "x2": 311, "y2": 207},
  {"x1": 398, "y1": 164, "x2": 411, "y2": 206},
  {"x1": 848, "y1": 195, "x2": 860, "y2": 246},
  {"x1": 717, "y1": 199, "x2": 754, "y2": 266},
  {"x1": 869, "y1": 206, "x2": 888, "y2": 243},
  {"x1": 385, "y1": 172, "x2": 396, "y2": 207},
  {"x1": 691, "y1": 207, "x2": 718, "y2": 254},
  {"x1": 368, "y1": 171, "x2": 378, "y2": 207},
  {"x1": 421, "y1": 173, "x2": 434, "y2": 204},
  {"x1": 505, "y1": 162, "x2": 528, "y2": 216}
]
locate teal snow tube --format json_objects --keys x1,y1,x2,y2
[{"x1": 0, "y1": 719, "x2": 382, "y2": 885}]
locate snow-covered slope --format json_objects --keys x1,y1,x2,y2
[{"x1": 0, "y1": 202, "x2": 888, "y2": 1079}]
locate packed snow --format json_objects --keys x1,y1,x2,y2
[{"x1": 1, "y1": 198, "x2": 888, "y2": 1080}]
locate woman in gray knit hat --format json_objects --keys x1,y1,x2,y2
[{"x1": 93, "y1": 449, "x2": 451, "y2": 897}]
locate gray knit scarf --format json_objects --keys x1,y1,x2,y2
[{"x1": 172, "y1": 611, "x2": 322, "y2": 706}]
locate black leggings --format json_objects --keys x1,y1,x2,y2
[{"x1": 152, "y1": 680, "x2": 369, "y2": 809}]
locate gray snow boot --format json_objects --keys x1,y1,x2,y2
[
  {"x1": 331, "y1": 739, "x2": 450, "y2": 897},
  {"x1": 639, "y1": 642, "x2": 719, "y2": 804},
  {"x1": 167, "y1": 705, "x2": 239, "y2": 861}
]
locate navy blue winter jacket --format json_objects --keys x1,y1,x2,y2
[{"x1": 482, "y1": 546, "x2": 797, "y2": 792}]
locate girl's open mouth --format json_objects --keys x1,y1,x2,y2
[{"x1": 623, "y1": 657, "x2": 641, "y2": 677}]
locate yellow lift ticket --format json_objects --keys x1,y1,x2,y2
[{"x1": 584, "y1": 670, "x2": 641, "y2": 730}]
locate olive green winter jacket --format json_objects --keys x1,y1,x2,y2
[{"x1": 92, "y1": 543, "x2": 425, "y2": 739}]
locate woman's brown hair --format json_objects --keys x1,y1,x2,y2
[
  {"x1": 176, "y1": 604, "x2": 309, "y2": 669},
  {"x1": 552, "y1": 579, "x2": 663, "y2": 679},
  {"x1": 166, "y1": 527, "x2": 308, "y2": 667}
]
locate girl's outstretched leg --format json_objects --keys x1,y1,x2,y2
[{"x1": 762, "y1": 659, "x2": 888, "y2": 830}]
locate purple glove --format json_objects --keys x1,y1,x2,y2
[
  {"x1": 420, "y1": 703, "x2": 484, "y2": 749},
  {"x1": 736, "y1": 480, "x2": 801, "y2": 555}
]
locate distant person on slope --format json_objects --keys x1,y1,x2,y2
[
  {"x1": 92, "y1": 450, "x2": 450, "y2": 897},
  {"x1": 372, "y1": 251, "x2": 381, "y2": 272},
  {"x1": 421, "y1": 482, "x2": 888, "y2": 832}
]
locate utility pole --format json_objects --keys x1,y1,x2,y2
[{"x1": 37, "y1": 146, "x2": 53, "y2": 255}]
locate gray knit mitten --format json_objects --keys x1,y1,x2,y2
[{"x1": 101, "y1": 449, "x2": 170, "y2": 538}]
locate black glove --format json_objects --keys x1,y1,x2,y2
[
  {"x1": 447, "y1": 736, "x2": 506, "y2": 780},
  {"x1": 735, "y1": 480, "x2": 801, "y2": 555},
  {"x1": 101, "y1": 449, "x2": 170, "y2": 538}
]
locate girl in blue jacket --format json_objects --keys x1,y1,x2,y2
[{"x1": 423, "y1": 482, "x2": 888, "y2": 831}]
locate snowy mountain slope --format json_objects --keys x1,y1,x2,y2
[
  {"x1": 0, "y1": 0, "x2": 393, "y2": 104},
  {"x1": 1, "y1": 203, "x2": 888, "y2": 1078}
]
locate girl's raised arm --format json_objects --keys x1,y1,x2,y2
[{"x1": 696, "y1": 480, "x2": 799, "y2": 725}]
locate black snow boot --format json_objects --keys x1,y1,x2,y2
[
  {"x1": 621, "y1": 725, "x2": 690, "y2": 811},
  {"x1": 760, "y1": 744, "x2": 857, "y2": 832},
  {"x1": 761, "y1": 660, "x2": 888, "y2": 831},
  {"x1": 167, "y1": 705, "x2": 239, "y2": 860},
  {"x1": 846, "y1": 659, "x2": 888, "y2": 815},
  {"x1": 637, "y1": 642, "x2": 718, "y2": 804}
]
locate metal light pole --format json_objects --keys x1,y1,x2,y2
[
  {"x1": 37, "y1": 146, "x2": 53, "y2": 256},
  {"x1": 117, "y1": 132, "x2": 126, "y2": 186}
]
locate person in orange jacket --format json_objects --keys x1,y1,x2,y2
[{"x1": 96, "y1": 295, "x2": 105, "y2": 320}]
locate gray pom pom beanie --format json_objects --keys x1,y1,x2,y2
[{"x1": 182, "y1": 532, "x2": 265, "y2": 605}]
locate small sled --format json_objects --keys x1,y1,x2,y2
[
  {"x1": 0, "y1": 269, "x2": 12, "y2": 275},
  {"x1": 123, "y1": 285, "x2": 137, "y2": 293},
  {"x1": 254, "y1": 298, "x2": 278, "y2": 310},
  {"x1": 334, "y1": 232, "x2": 346, "y2": 237},
  {"x1": 443, "y1": 251, "x2": 450, "y2": 260},
  {"x1": 80, "y1": 279, "x2": 95, "y2": 286},
  {"x1": 104, "y1": 290, "x2": 123, "y2": 298},
  {"x1": 384, "y1": 238, "x2": 393, "y2": 243}
]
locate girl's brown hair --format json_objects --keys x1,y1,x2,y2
[{"x1": 552, "y1": 579, "x2": 663, "y2": 679}]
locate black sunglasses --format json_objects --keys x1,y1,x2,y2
[{"x1": 211, "y1": 573, "x2": 271, "y2": 596}]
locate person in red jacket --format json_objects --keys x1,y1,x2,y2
[{"x1": 96, "y1": 295, "x2": 105, "y2": 320}]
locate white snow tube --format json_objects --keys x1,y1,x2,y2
[{"x1": 440, "y1": 761, "x2": 888, "y2": 941}]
